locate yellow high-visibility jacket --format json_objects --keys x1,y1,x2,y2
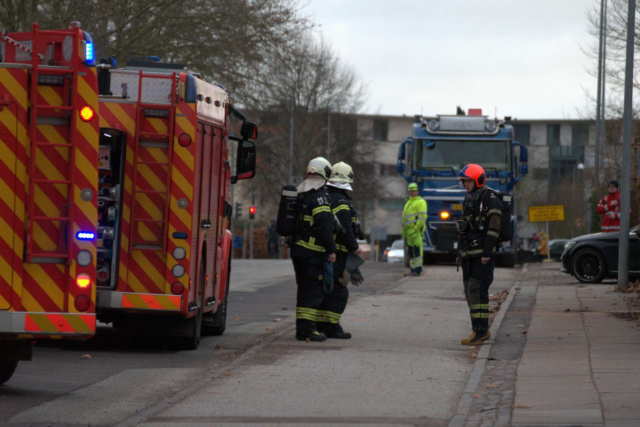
[{"x1": 402, "y1": 196, "x2": 427, "y2": 238}]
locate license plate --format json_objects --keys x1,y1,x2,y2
[{"x1": 453, "y1": 204, "x2": 463, "y2": 211}]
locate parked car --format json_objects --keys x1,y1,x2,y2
[
  {"x1": 561, "y1": 227, "x2": 640, "y2": 283},
  {"x1": 386, "y1": 240, "x2": 404, "y2": 263},
  {"x1": 548, "y1": 239, "x2": 568, "y2": 261}
]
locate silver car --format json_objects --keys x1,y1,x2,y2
[{"x1": 386, "y1": 239, "x2": 404, "y2": 263}]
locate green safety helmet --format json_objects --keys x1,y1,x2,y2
[{"x1": 408, "y1": 183, "x2": 419, "y2": 191}]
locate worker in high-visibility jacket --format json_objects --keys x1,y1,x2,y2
[{"x1": 402, "y1": 183, "x2": 427, "y2": 277}]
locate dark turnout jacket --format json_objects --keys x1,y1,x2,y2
[
  {"x1": 328, "y1": 187, "x2": 359, "y2": 254},
  {"x1": 291, "y1": 187, "x2": 336, "y2": 258}
]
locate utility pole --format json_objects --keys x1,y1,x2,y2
[
  {"x1": 289, "y1": 94, "x2": 294, "y2": 186},
  {"x1": 617, "y1": 0, "x2": 635, "y2": 290},
  {"x1": 326, "y1": 110, "x2": 331, "y2": 162},
  {"x1": 594, "y1": 0, "x2": 606, "y2": 185}
]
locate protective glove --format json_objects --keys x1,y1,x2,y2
[{"x1": 349, "y1": 267, "x2": 364, "y2": 286}]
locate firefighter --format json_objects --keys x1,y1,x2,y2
[
  {"x1": 597, "y1": 180, "x2": 623, "y2": 233},
  {"x1": 402, "y1": 183, "x2": 427, "y2": 276},
  {"x1": 291, "y1": 157, "x2": 337, "y2": 342},
  {"x1": 317, "y1": 162, "x2": 361, "y2": 339},
  {"x1": 456, "y1": 164, "x2": 502, "y2": 345}
]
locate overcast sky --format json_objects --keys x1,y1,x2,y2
[{"x1": 304, "y1": 0, "x2": 598, "y2": 119}]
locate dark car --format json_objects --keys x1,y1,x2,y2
[
  {"x1": 549, "y1": 239, "x2": 568, "y2": 261},
  {"x1": 561, "y1": 227, "x2": 640, "y2": 283}
]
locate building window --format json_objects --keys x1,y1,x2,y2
[
  {"x1": 513, "y1": 124, "x2": 531, "y2": 145},
  {"x1": 547, "y1": 124, "x2": 560, "y2": 146},
  {"x1": 571, "y1": 123, "x2": 590, "y2": 147},
  {"x1": 372, "y1": 119, "x2": 389, "y2": 141}
]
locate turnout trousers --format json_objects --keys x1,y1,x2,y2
[
  {"x1": 317, "y1": 252, "x2": 349, "y2": 331},
  {"x1": 461, "y1": 257, "x2": 495, "y2": 332},
  {"x1": 406, "y1": 232, "x2": 423, "y2": 274},
  {"x1": 292, "y1": 256, "x2": 325, "y2": 332}
]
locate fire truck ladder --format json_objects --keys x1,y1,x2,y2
[
  {"x1": 25, "y1": 24, "x2": 81, "y2": 263},
  {"x1": 128, "y1": 71, "x2": 177, "y2": 255}
]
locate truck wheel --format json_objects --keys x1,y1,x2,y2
[
  {"x1": 176, "y1": 261, "x2": 204, "y2": 350},
  {"x1": 496, "y1": 253, "x2": 517, "y2": 268},
  {"x1": 0, "y1": 361, "x2": 18, "y2": 385},
  {"x1": 203, "y1": 254, "x2": 231, "y2": 337}
]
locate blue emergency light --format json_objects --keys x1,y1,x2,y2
[
  {"x1": 85, "y1": 42, "x2": 94, "y2": 62},
  {"x1": 77, "y1": 231, "x2": 95, "y2": 240}
]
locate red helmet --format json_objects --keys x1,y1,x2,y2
[{"x1": 458, "y1": 164, "x2": 486, "y2": 188}]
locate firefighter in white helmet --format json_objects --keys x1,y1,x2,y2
[
  {"x1": 291, "y1": 157, "x2": 336, "y2": 342},
  {"x1": 316, "y1": 162, "x2": 361, "y2": 339}
]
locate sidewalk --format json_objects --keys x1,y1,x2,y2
[
  {"x1": 512, "y1": 265, "x2": 640, "y2": 427},
  {"x1": 459, "y1": 263, "x2": 640, "y2": 427}
]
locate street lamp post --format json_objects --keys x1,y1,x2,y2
[{"x1": 617, "y1": 0, "x2": 635, "y2": 290}]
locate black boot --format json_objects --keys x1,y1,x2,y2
[
  {"x1": 323, "y1": 324, "x2": 352, "y2": 339},
  {"x1": 295, "y1": 330, "x2": 327, "y2": 342}
]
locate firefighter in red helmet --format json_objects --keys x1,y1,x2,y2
[{"x1": 455, "y1": 164, "x2": 503, "y2": 345}]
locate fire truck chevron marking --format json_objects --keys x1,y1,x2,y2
[
  {"x1": 25, "y1": 313, "x2": 95, "y2": 334},
  {"x1": 0, "y1": 68, "x2": 27, "y2": 110},
  {"x1": 121, "y1": 294, "x2": 180, "y2": 311},
  {"x1": 37, "y1": 85, "x2": 63, "y2": 106}
]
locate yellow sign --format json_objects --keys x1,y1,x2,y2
[
  {"x1": 452, "y1": 204, "x2": 463, "y2": 211},
  {"x1": 528, "y1": 205, "x2": 565, "y2": 223}
]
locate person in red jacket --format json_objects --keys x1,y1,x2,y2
[{"x1": 597, "y1": 180, "x2": 622, "y2": 232}]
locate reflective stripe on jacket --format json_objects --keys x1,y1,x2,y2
[{"x1": 402, "y1": 196, "x2": 427, "y2": 237}]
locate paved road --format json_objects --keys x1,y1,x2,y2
[{"x1": 0, "y1": 260, "x2": 407, "y2": 425}]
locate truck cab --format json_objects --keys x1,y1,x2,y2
[{"x1": 397, "y1": 112, "x2": 528, "y2": 267}]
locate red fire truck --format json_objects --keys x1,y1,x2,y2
[
  {"x1": 0, "y1": 24, "x2": 99, "y2": 384},
  {"x1": 94, "y1": 56, "x2": 257, "y2": 350},
  {"x1": 0, "y1": 23, "x2": 257, "y2": 385}
]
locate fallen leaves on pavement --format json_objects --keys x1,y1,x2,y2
[
  {"x1": 80, "y1": 354, "x2": 91, "y2": 359},
  {"x1": 266, "y1": 327, "x2": 275, "y2": 331},
  {"x1": 513, "y1": 404, "x2": 533, "y2": 409}
]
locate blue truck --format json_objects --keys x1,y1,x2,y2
[{"x1": 397, "y1": 112, "x2": 528, "y2": 268}]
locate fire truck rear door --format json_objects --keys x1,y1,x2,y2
[{"x1": 0, "y1": 103, "x2": 19, "y2": 310}]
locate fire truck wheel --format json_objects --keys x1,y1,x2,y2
[
  {"x1": 0, "y1": 360, "x2": 18, "y2": 385},
  {"x1": 203, "y1": 254, "x2": 230, "y2": 337},
  {"x1": 177, "y1": 261, "x2": 204, "y2": 350}
]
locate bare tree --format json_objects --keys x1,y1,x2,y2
[
  {"x1": 0, "y1": 0, "x2": 310, "y2": 104},
  {"x1": 235, "y1": 33, "x2": 373, "y2": 226}
]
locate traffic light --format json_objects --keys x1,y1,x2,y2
[
  {"x1": 235, "y1": 202, "x2": 242, "y2": 219},
  {"x1": 249, "y1": 206, "x2": 256, "y2": 220}
]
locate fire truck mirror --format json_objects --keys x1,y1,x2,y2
[
  {"x1": 240, "y1": 121, "x2": 258, "y2": 140},
  {"x1": 234, "y1": 140, "x2": 256, "y2": 182}
]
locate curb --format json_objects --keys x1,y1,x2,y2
[{"x1": 447, "y1": 277, "x2": 521, "y2": 427}]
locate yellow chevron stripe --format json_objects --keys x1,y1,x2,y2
[
  {"x1": 0, "y1": 135, "x2": 17, "y2": 175},
  {"x1": 0, "y1": 69, "x2": 27, "y2": 110},
  {"x1": 16, "y1": 286, "x2": 44, "y2": 313},
  {"x1": 137, "y1": 193, "x2": 164, "y2": 220},
  {"x1": 0, "y1": 109, "x2": 27, "y2": 186},
  {"x1": 32, "y1": 220, "x2": 58, "y2": 252},
  {"x1": 137, "y1": 164, "x2": 167, "y2": 192},
  {"x1": 173, "y1": 143, "x2": 194, "y2": 172},
  {"x1": 0, "y1": 175, "x2": 16, "y2": 215},
  {"x1": 105, "y1": 103, "x2": 136, "y2": 136},
  {"x1": 37, "y1": 124, "x2": 71, "y2": 161},
  {"x1": 37, "y1": 85, "x2": 63, "y2": 106},
  {"x1": 137, "y1": 222, "x2": 158, "y2": 242},
  {"x1": 169, "y1": 195, "x2": 191, "y2": 229},
  {"x1": 34, "y1": 147, "x2": 68, "y2": 197},
  {"x1": 75, "y1": 147, "x2": 98, "y2": 189},
  {"x1": 77, "y1": 73, "x2": 99, "y2": 110},
  {"x1": 23, "y1": 264, "x2": 64, "y2": 310},
  {"x1": 144, "y1": 147, "x2": 168, "y2": 164},
  {"x1": 170, "y1": 167, "x2": 193, "y2": 202},
  {"x1": 123, "y1": 269, "x2": 147, "y2": 294},
  {"x1": 147, "y1": 118, "x2": 168, "y2": 135}
]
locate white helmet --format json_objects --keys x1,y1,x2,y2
[
  {"x1": 330, "y1": 162, "x2": 354, "y2": 183},
  {"x1": 307, "y1": 157, "x2": 332, "y2": 180}
]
